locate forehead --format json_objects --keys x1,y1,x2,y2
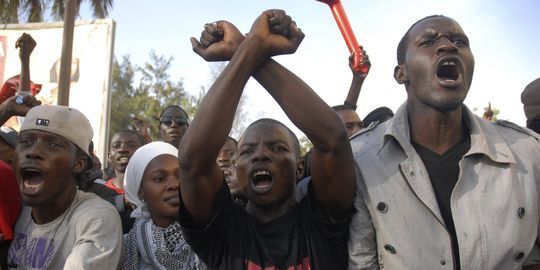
[
  {"x1": 336, "y1": 109, "x2": 361, "y2": 123},
  {"x1": 111, "y1": 131, "x2": 139, "y2": 143},
  {"x1": 409, "y1": 16, "x2": 466, "y2": 41},
  {"x1": 222, "y1": 139, "x2": 237, "y2": 151},
  {"x1": 19, "y1": 129, "x2": 74, "y2": 148},
  {"x1": 161, "y1": 107, "x2": 187, "y2": 119},
  {"x1": 240, "y1": 122, "x2": 293, "y2": 146}
]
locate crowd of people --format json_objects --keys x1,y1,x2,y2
[{"x1": 0, "y1": 8, "x2": 539, "y2": 270}]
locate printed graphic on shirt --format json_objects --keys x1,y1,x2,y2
[{"x1": 8, "y1": 232, "x2": 57, "y2": 270}]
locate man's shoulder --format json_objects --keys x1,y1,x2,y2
[
  {"x1": 72, "y1": 191, "x2": 121, "y2": 219},
  {"x1": 350, "y1": 120, "x2": 388, "y2": 156},
  {"x1": 493, "y1": 119, "x2": 540, "y2": 142},
  {"x1": 485, "y1": 119, "x2": 540, "y2": 162}
]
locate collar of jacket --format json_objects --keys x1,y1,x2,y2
[{"x1": 379, "y1": 103, "x2": 516, "y2": 164}]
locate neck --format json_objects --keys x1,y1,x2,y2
[
  {"x1": 408, "y1": 103, "x2": 465, "y2": 155},
  {"x1": 151, "y1": 215, "x2": 175, "y2": 228},
  {"x1": 113, "y1": 171, "x2": 124, "y2": 189},
  {"x1": 32, "y1": 187, "x2": 77, "y2": 225},
  {"x1": 246, "y1": 196, "x2": 297, "y2": 224}
]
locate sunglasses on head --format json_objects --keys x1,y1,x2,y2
[{"x1": 160, "y1": 118, "x2": 188, "y2": 127}]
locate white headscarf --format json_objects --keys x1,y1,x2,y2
[{"x1": 124, "y1": 141, "x2": 178, "y2": 219}]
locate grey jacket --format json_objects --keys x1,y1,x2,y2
[{"x1": 348, "y1": 104, "x2": 540, "y2": 269}]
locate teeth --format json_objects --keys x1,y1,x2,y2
[
  {"x1": 24, "y1": 181, "x2": 41, "y2": 189},
  {"x1": 253, "y1": 170, "x2": 270, "y2": 177},
  {"x1": 443, "y1": 60, "x2": 456, "y2": 66}
]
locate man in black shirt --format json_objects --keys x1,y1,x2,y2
[{"x1": 178, "y1": 9, "x2": 356, "y2": 269}]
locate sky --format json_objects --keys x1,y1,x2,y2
[{"x1": 81, "y1": 0, "x2": 540, "y2": 137}]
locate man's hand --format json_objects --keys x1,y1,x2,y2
[
  {"x1": 248, "y1": 9, "x2": 304, "y2": 58},
  {"x1": 191, "y1": 20, "x2": 245, "y2": 62},
  {"x1": 349, "y1": 47, "x2": 371, "y2": 80},
  {"x1": 0, "y1": 94, "x2": 41, "y2": 118},
  {"x1": 15, "y1": 33, "x2": 36, "y2": 61}
]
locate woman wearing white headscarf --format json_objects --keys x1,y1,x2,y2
[{"x1": 122, "y1": 141, "x2": 205, "y2": 270}]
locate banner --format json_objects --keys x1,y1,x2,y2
[{"x1": 0, "y1": 19, "x2": 115, "y2": 163}]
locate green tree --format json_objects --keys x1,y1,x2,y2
[
  {"x1": 198, "y1": 62, "x2": 250, "y2": 139},
  {"x1": 110, "y1": 51, "x2": 191, "y2": 140},
  {"x1": 0, "y1": 0, "x2": 112, "y2": 24},
  {"x1": 299, "y1": 135, "x2": 313, "y2": 157}
]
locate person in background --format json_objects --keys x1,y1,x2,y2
[
  {"x1": 522, "y1": 77, "x2": 540, "y2": 133},
  {"x1": 101, "y1": 129, "x2": 143, "y2": 233},
  {"x1": 159, "y1": 105, "x2": 189, "y2": 148}
]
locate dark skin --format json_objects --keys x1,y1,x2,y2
[
  {"x1": 108, "y1": 131, "x2": 141, "y2": 189},
  {"x1": 137, "y1": 154, "x2": 180, "y2": 228},
  {"x1": 217, "y1": 137, "x2": 243, "y2": 194},
  {"x1": 394, "y1": 16, "x2": 474, "y2": 155},
  {"x1": 344, "y1": 48, "x2": 371, "y2": 108},
  {"x1": 238, "y1": 122, "x2": 303, "y2": 223},
  {"x1": 336, "y1": 109, "x2": 362, "y2": 137},
  {"x1": 159, "y1": 107, "x2": 189, "y2": 148},
  {"x1": 15, "y1": 130, "x2": 86, "y2": 224},
  {"x1": 16, "y1": 33, "x2": 36, "y2": 95},
  {"x1": 180, "y1": 10, "x2": 355, "y2": 226}
]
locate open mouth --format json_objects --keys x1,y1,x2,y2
[
  {"x1": 436, "y1": 58, "x2": 461, "y2": 82},
  {"x1": 20, "y1": 167, "x2": 45, "y2": 195},
  {"x1": 250, "y1": 169, "x2": 273, "y2": 193}
]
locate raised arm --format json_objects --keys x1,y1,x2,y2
[
  {"x1": 15, "y1": 33, "x2": 36, "y2": 95},
  {"x1": 344, "y1": 48, "x2": 370, "y2": 110},
  {"x1": 179, "y1": 11, "x2": 302, "y2": 226},
  {"x1": 194, "y1": 12, "x2": 355, "y2": 220},
  {"x1": 0, "y1": 34, "x2": 40, "y2": 125}
]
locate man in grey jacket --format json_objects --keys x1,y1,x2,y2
[{"x1": 348, "y1": 15, "x2": 540, "y2": 269}]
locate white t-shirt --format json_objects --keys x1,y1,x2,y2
[{"x1": 7, "y1": 190, "x2": 123, "y2": 269}]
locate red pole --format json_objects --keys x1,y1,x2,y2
[{"x1": 317, "y1": 0, "x2": 368, "y2": 73}]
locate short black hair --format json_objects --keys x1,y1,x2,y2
[
  {"x1": 332, "y1": 104, "x2": 355, "y2": 112},
  {"x1": 110, "y1": 129, "x2": 144, "y2": 147},
  {"x1": 159, "y1": 105, "x2": 189, "y2": 120},
  {"x1": 242, "y1": 118, "x2": 301, "y2": 159},
  {"x1": 397, "y1": 15, "x2": 445, "y2": 64}
]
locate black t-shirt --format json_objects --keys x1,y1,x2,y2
[
  {"x1": 179, "y1": 183, "x2": 351, "y2": 270},
  {"x1": 412, "y1": 132, "x2": 471, "y2": 270}
]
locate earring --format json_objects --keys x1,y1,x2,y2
[{"x1": 141, "y1": 198, "x2": 145, "y2": 202}]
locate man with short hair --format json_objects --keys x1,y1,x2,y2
[
  {"x1": 333, "y1": 105, "x2": 363, "y2": 137},
  {"x1": 105, "y1": 129, "x2": 143, "y2": 194},
  {"x1": 217, "y1": 136, "x2": 246, "y2": 205},
  {"x1": 348, "y1": 15, "x2": 540, "y2": 269},
  {"x1": 7, "y1": 105, "x2": 122, "y2": 269},
  {"x1": 101, "y1": 129, "x2": 142, "y2": 233},
  {"x1": 159, "y1": 105, "x2": 189, "y2": 148},
  {"x1": 178, "y1": 10, "x2": 355, "y2": 269}
]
